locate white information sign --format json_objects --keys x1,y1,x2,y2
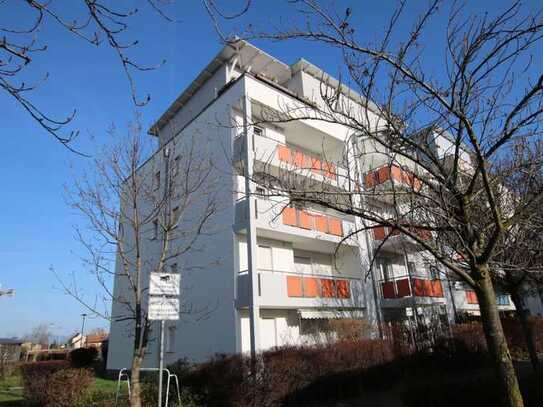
[
  {"x1": 148, "y1": 296, "x2": 180, "y2": 320},
  {"x1": 149, "y1": 273, "x2": 180, "y2": 296}
]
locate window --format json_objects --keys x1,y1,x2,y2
[
  {"x1": 172, "y1": 156, "x2": 180, "y2": 177},
  {"x1": 151, "y1": 219, "x2": 158, "y2": 239},
  {"x1": 497, "y1": 294, "x2": 510, "y2": 306},
  {"x1": 257, "y1": 246, "x2": 273, "y2": 271},
  {"x1": 154, "y1": 171, "x2": 161, "y2": 191},
  {"x1": 294, "y1": 256, "x2": 312, "y2": 274},
  {"x1": 253, "y1": 126, "x2": 264, "y2": 137},
  {"x1": 407, "y1": 261, "x2": 416, "y2": 277},
  {"x1": 379, "y1": 259, "x2": 392, "y2": 281},
  {"x1": 170, "y1": 263, "x2": 178, "y2": 274}
]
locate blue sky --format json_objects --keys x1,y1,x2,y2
[{"x1": 1, "y1": 0, "x2": 541, "y2": 338}]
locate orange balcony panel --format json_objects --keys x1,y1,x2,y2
[
  {"x1": 311, "y1": 157, "x2": 322, "y2": 174},
  {"x1": 373, "y1": 226, "x2": 387, "y2": 240},
  {"x1": 390, "y1": 165, "x2": 403, "y2": 182},
  {"x1": 365, "y1": 164, "x2": 420, "y2": 190},
  {"x1": 431, "y1": 280, "x2": 444, "y2": 297},
  {"x1": 294, "y1": 151, "x2": 305, "y2": 168},
  {"x1": 287, "y1": 276, "x2": 303, "y2": 297},
  {"x1": 382, "y1": 281, "x2": 396, "y2": 299},
  {"x1": 364, "y1": 172, "x2": 378, "y2": 188},
  {"x1": 328, "y1": 217, "x2": 343, "y2": 236},
  {"x1": 322, "y1": 162, "x2": 337, "y2": 180},
  {"x1": 314, "y1": 215, "x2": 329, "y2": 233},
  {"x1": 373, "y1": 226, "x2": 400, "y2": 241},
  {"x1": 466, "y1": 290, "x2": 478, "y2": 304},
  {"x1": 321, "y1": 279, "x2": 335, "y2": 298},
  {"x1": 277, "y1": 146, "x2": 292, "y2": 163},
  {"x1": 298, "y1": 210, "x2": 313, "y2": 230},
  {"x1": 396, "y1": 278, "x2": 411, "y2": 297},
  {"x1": 414, "y1": 228, "x2": 432, "y2": 240},
  {"x1": 336, "y1": 280, "x2": 350, "y2": 299},
  {"x1": 412, "y1": 278, "x2": 431, "y2": 297},
  {"x1": 303, "y1": 277, "x2": 319, "y2": 298},
  {"x1": 282, "y1": 207, "x2": 297, "y2": 226}
]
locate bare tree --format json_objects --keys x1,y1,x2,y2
[
  {"x1": 0, "y1": 1, "x2": 175, "y2": 152},
  {"x1": 204, "y1": 1, "x2": 543, "y2": 405},
  {"x1": 24, "y1": 324, "x2": 51, "y2": 347},
  {"x1": 58, "y1": 118, "x2": 219, "y2": 407},
  {"x1": 491, "y1": 140, "x2": 543, "y2": 371}
]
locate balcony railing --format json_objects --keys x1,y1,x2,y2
[
  {"x1": 282, "y1": 206, "x2": 344, "y2": 237},
  {"x1": 277, "y1": 145, "x2": 337, "y2": 180},
  {"x1": 236, "y1": 270, "x2": 364, "y2": 309},
  {"x1": 364, "y1": 164, "x2": 421, "y2": 190},
  {"x1": 286, "y1": 275, "x2": 350, "y2": 299},
  {"x1": 373, "y1": 225, "x2": 432, "y2": 241},
  {"x1": 380, "y1": 276, "x2": 444, "y2": 299}
]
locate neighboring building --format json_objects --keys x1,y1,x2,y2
[
  {"x1": 67, "y1": 332, "x2": 84, "y2": 349},
  {"x1": 107, "y1": 40, "x2": 514, "y2": 370},
  {"x1": 0, "y1": 338, "x2": 23, "y2": 363},
  {"x1": 85, "y1": 333, "x2": 108, "y2": 350}
]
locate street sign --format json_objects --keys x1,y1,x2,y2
[
  {"x1": 149, "y1": 273, "x2": 180, "y2": 296},
  {"x1": 148, "y1": 296, "x2": 180, "y2": 320},
  {"x1": 148, "y1": 272, "x2": 181, "y2": 406}
]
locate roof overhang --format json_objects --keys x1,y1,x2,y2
[
  {"x1": 291, "y1": 58, "x2": 382, "y2": 116},
  {"x1": 148, "y1": 39, "x2": 291, "y2": 136}
]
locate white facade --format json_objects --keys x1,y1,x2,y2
[{"x1": 107, "y1": 40, "x2": 515, "y2": 370}]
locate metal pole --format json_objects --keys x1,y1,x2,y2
[
  {"x1": 242, "y1": 94, "x2": 260, "y2": 363},
  {"x1": 81, "y1": 313, "x2": 88, "y2": 347},
  {"x1": 158, "y1": 319, "x2": 165, "y2": 407}
]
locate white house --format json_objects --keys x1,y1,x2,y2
[{"x1": 107, "y1": 40, "x2": 515, "y2": 370}]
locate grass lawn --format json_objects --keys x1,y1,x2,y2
[
  {"x1": 0, "y1": 374, "x2": 23, "y2": 405},
  {"x1": 0, "y1": 373, "x2": 126, "y2": 406}
]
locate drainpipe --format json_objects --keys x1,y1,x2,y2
[
  {"x1": 242, "y1": 94, "x2": 261, "y2": 363},
  {"x1": 350, "y1": 136, "x2": 383, "y2": 339}
]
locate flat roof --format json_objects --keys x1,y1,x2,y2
[
  {"x1": 149, "y1": 40, "x2": 385, "y2": 136},
  {"x1": 149, "y1": 39, "x2": 290, "y2": 135}
]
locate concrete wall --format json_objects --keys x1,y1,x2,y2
[
  {"x1": 108, "y1": 78, "x2": 246, "y2": 369},
  {"x1": 157, "y1": 65, "x2": 228, "y2": 147}
]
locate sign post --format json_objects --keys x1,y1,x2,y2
[{"x1": 148, "y1": 273, "x2": 180, "y2": 407}]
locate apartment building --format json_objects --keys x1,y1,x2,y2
[{"x1": 107, "y1": 40, "x2": 514, "y2": 370}]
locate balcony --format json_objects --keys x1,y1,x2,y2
[
  {"x1": 236, "y1": 270, "x2": 365, "y2": 309},
  {"x1": 246, "y1": 133, "x2": 350, "y2": 190},
  {"x1": 364, "y1": 164, "x2": 421, "y2": 201},
  {"x1": 235, "y1": 198, "x2": 358, "y2": 248},
  {"x1": 372, "y1": 225, "x2": 431, "y2": 252},
  {"x1": 379, "y1": 275, "x2": 445, "y2": 307},
  {"x1": 452, "y1": 288, "x2": 515, "y2": 315}
]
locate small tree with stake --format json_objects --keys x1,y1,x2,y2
[{"x1": 57, "y1": 119, "x2": 218, "y2": 407}]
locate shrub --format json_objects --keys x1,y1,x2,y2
[
  {"x1": 43, "y1": 368, "x2": 94, "y2": 407},
  {"x1": 69, "y1": 347, "x2": 98, "y2": 368},
  {"x1": 20, "y1": 360, "x2": 94, "y2": 406},
  {"x1": 20, "y1": 360, "x2": 70, "y2": 405},
  {"x1": 162, "y1": 339, "x2": 395, "y2": 407}
]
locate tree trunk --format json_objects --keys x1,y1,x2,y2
[
  {"x1": 130, "y1": 353, "x2": 144, "y2": 407},
  {"x1": 510, "y1": 289, "x2": 540, "y2": 372},
  {"x1": 477, "y1": 270, "x2": 524, "y2": 407}
]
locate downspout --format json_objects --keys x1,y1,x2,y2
[
  {"x1": 351, "y1": 136, "x2": 383, "y2": 339},
  {"x1": 242, "y1": 91, "x2": 261, "y2": 363}
]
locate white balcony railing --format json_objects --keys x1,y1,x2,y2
[
  {"x1": 236, "y1": 270, "x2": 365, "y2": 309},
  {"x1": 234, "y1": 197, "x2": 358, "y2": 246},
  {"x1": 234, "y1": 133, "x2": 352, "y2": 190}
]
